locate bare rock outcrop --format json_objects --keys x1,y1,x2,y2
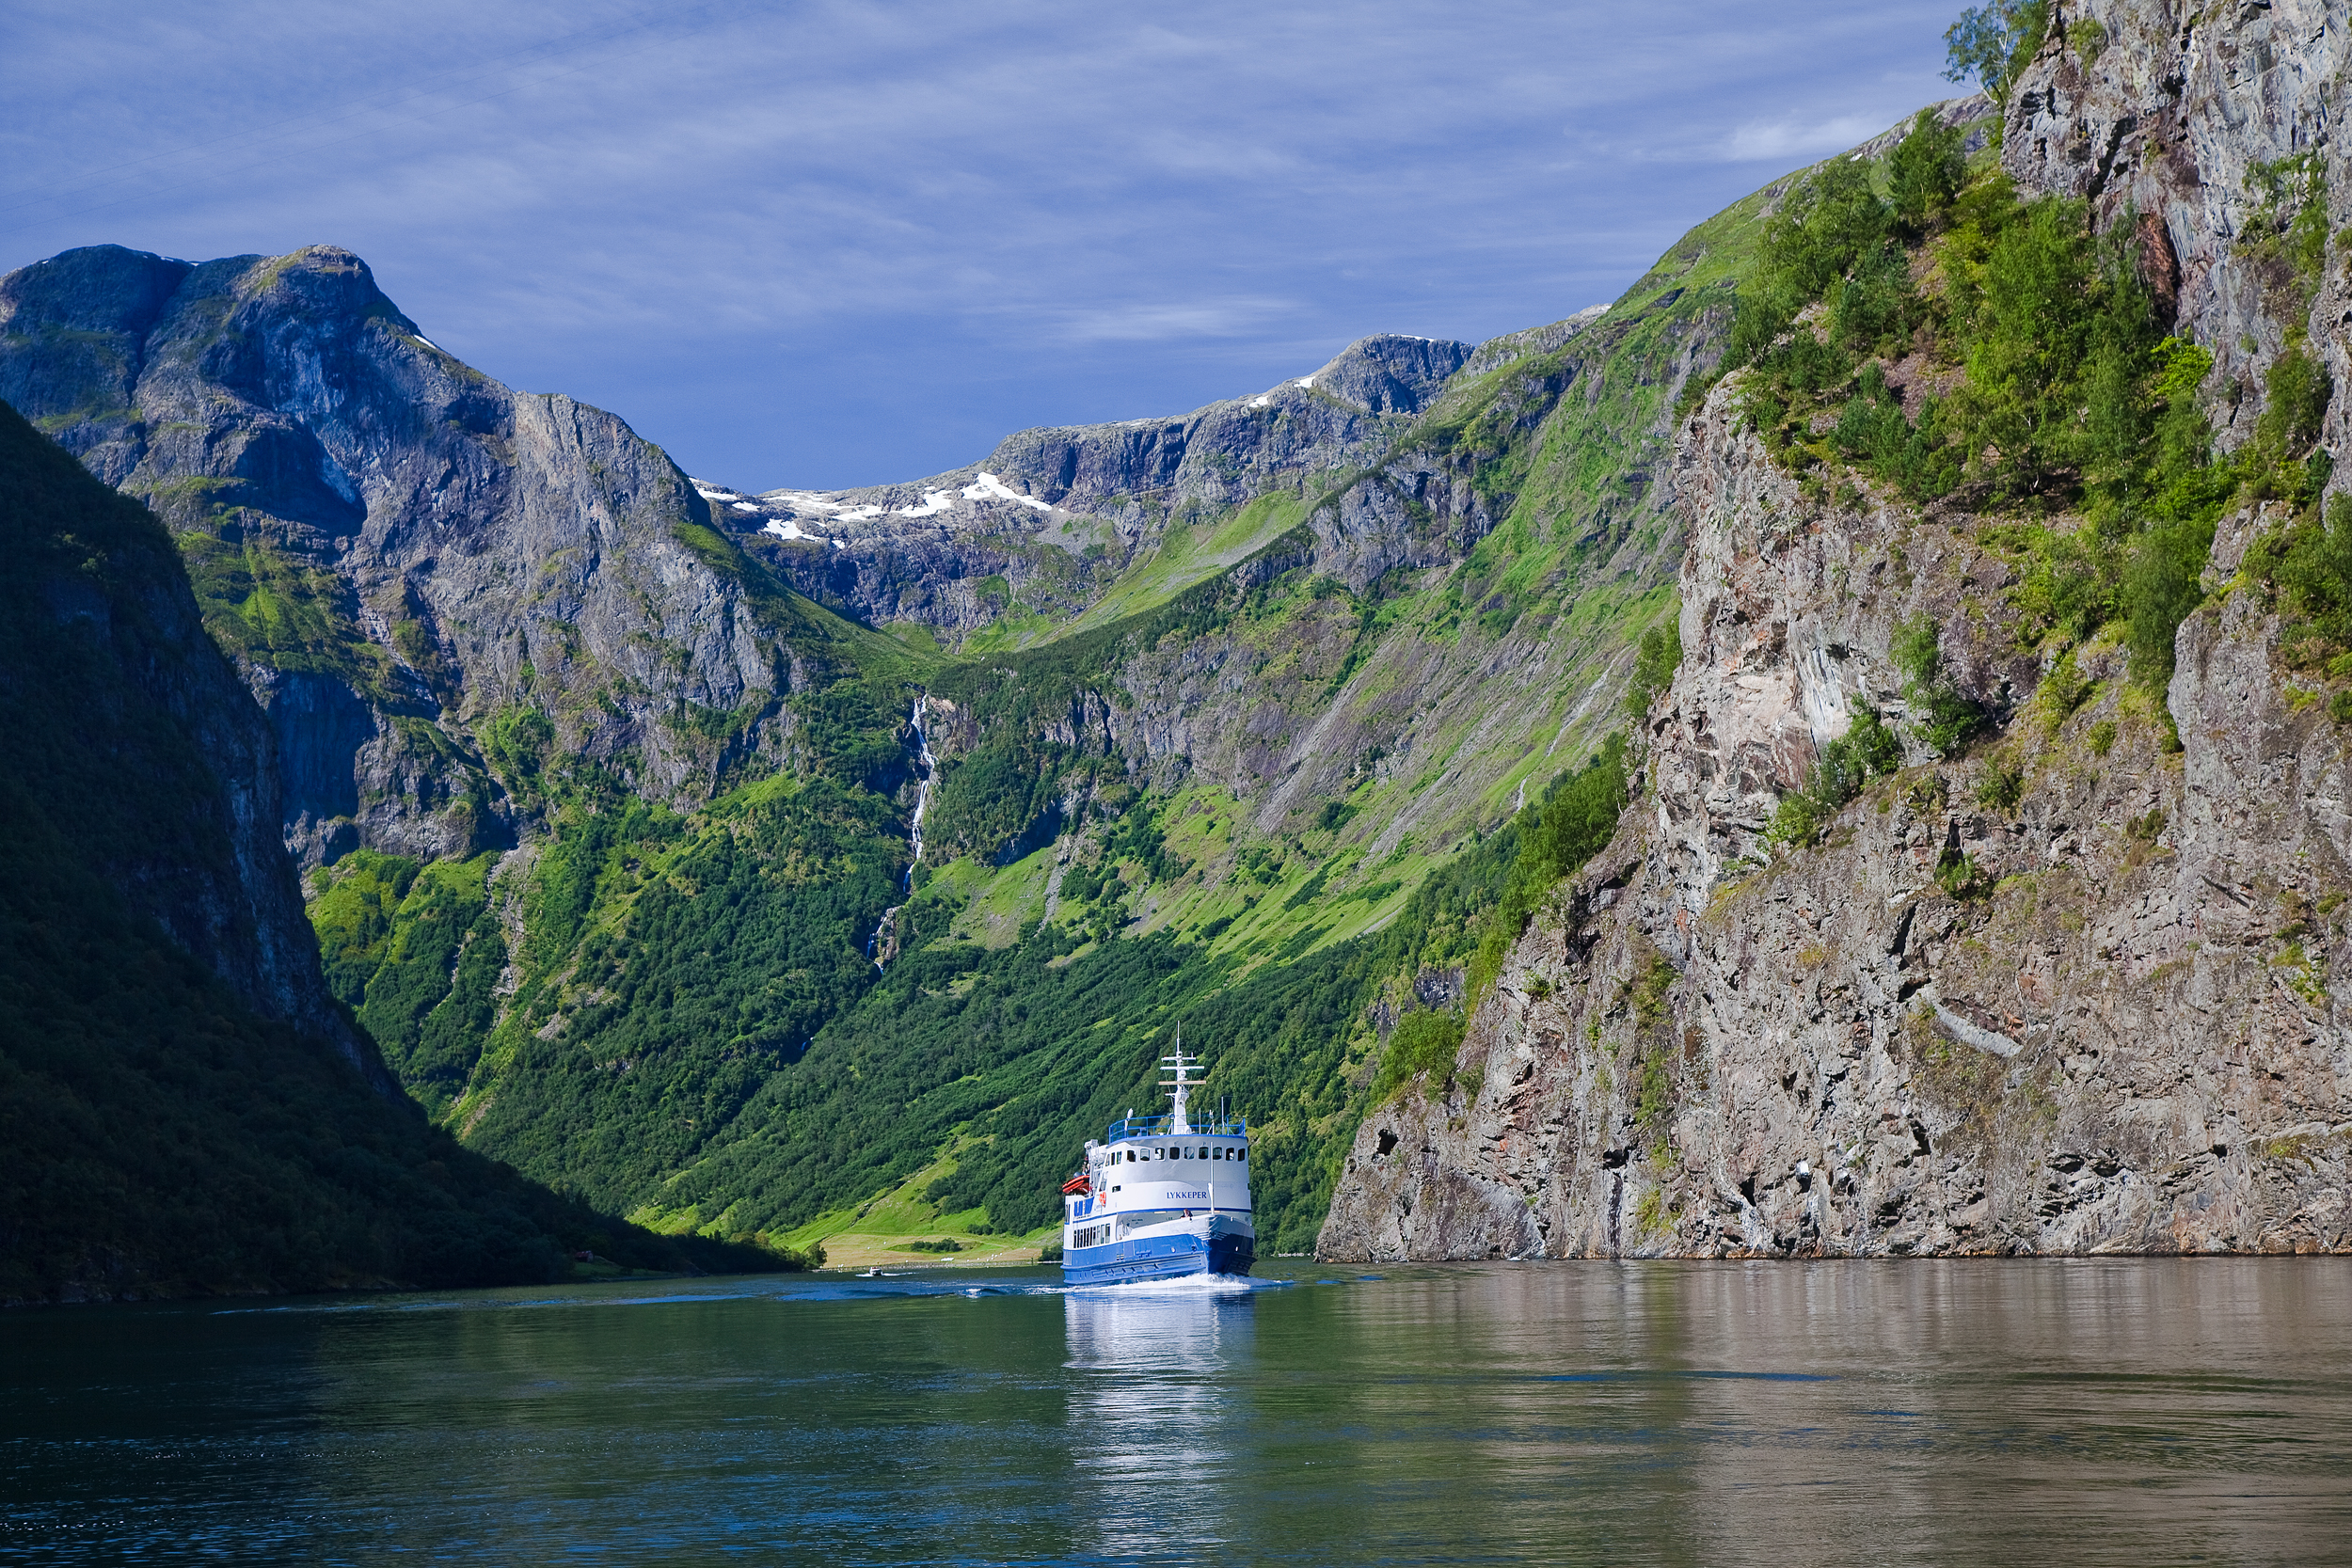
[
  {"x1": 729, "y1": 331, "x2": 1485, "y2": 634},
  {"x1": 1322, "y1": 375, "x2": 2352, "y2": 1260},
  {"x1": 1, "y1": 245, "x2": 809, "y2": 865}
]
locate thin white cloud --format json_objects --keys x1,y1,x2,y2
[
  {"x1": 1724, "y1": 110, "x2": 1895, "y2": 164},
  {"x1": 1051, "y1": 298, "x2": 1295, "y2": 345},
  {"x1": 1, "y1": 0, "x2": 1961, "y2": 486}
]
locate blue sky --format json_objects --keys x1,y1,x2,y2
[{"x1": 3, "y1": 1, "x2": 1961, "y2": 489}]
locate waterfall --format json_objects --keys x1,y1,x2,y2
[
  {"x1": 870, "y1": 695, "x2": 936, "y2": 970},
  {"x1": 866, "y1": 902, "x2": 902, "y2": 968},
  {"x1": 905, "y1": 693, "x2": 935, "y2": 891}
]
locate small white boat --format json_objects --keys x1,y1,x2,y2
[{"x1": 1059, "y1": 1037, "x2": 1255, "y2": 1286}]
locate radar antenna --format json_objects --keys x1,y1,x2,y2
[{"x1": 1158, "y1": 1027, "x2": 1205, "y2": 1134}]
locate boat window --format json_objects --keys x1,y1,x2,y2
[{"x1": 1237, "y1": 1149, "x2": 1246, "y2": 1164}]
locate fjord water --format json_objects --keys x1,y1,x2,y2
[{"x1": 5, "y1": 1261, "x2": 2348, "y2": 1565}]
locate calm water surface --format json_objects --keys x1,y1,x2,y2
[{"x1": 4, "y1": 1259, "x2": 2348, "y2": 1564}]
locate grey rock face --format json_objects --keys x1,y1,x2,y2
[
  {"x1": 1321, "y1": 21, "x2": 2352, "y2": 1263},
  {"x1": 1459, "y1": 307, "x2": 1611, "y2": 379},
  {"x1": 1320, "y1": 374, "x2": 2352, "y2": 1261},
  {"x1": 1, "y1": 245, "x2": 805, "y2": 865},
  {"x1": 1303, "y1": 334, "x2": 1473, "y2": 414}
]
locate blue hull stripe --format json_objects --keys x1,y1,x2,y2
[{"x1": 1062, "y1": 1231, "x2": 1255, "y2": 1287}]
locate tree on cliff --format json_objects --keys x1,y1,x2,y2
[{"x1": 1944, "y1": 0, "x2": 2049, "y2": 112}]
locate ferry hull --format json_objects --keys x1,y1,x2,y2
[{"x1": 1063, "y1": 1226, "x2": 1255, "y2": 1287}]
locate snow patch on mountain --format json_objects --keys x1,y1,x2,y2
[
  {"x1": 761, "y1": 516, "x2": 842, "y2": 546},
  {"x1": 961, "y1": 470, "x2": 1052, "y2": 510}
]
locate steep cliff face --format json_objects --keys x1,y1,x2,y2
[
  {"x1": 2006, "y1": 0, "x2": 2349, "y2": 567},
  {"x1": 1, "y1": 400, "x2": 711, "y2": 1303},
  {"x1": 0, "y1": 245, "x2": 861, "y2": 866},
  {"x1": 1320, "y1": 9, "x2": 2352, "y2": 1259},
  {"x1": 1326, "y1": 385, "x2": 2351, "y2": 1259},
  {"x1": 0, "y1": 398, "x2": 363, "y2": 1069}
]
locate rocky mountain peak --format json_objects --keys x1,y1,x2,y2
[
  {"x1": 1302, "y1": 332, "x2": 1474, "y2": 414},
  {"x1": 0, "y1": 241, "x2": 867, "y2": 867}
]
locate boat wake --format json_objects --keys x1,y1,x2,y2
[{"x1": 1057, "y1": 1272, "x2": 1283, "y2": 1298}]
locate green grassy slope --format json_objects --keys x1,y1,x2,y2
[{"x1": 645, "y1": 794, "x2": 1547, "y2": 1254}]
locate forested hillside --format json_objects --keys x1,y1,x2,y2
[{"x1": 0, "y1": 402, "x2": 792, "y2": 1302}]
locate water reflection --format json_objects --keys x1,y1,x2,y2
[
  {"x1": 1063, "y1": 1278, "x2": 1259, "y2": 1560},
  {"x1": 4, "y1": 1262, "x2": 2349, "y2": 1564},
  {"x1": 1265, "y1": 1260, "x2": 2352, "y2": 1566}
]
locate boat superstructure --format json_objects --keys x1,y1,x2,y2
[{"x1": 1060, "y1": 1038, "x2": 1255, "y2": 1286}]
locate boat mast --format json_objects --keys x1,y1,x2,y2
[{"x1": 1159, "y1": 1028, "x2": 1202, "y2": 1134}]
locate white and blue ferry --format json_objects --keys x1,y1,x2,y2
[{"x1": 1059, "y1": 1040, "x2": 1255, "y2": 1286}]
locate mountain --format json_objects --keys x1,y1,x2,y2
[
  {"x1": 1324, "y1": 1, "x2": 2352, "y2": 1259},
  {"x1": 0, "y1": 242, "x2": 921, "y2": 869},
  {"x1": 724, "y1": 330, "x2": 1484, "y2": 646},
  {"x1": 1, "y1": 199, "x2": 1747, "y2": 1259},
  {"x1": 50, "y1": 55, "x2": 2312, "y2": 1273},
  {"x1": 0, "y1": 399, "x2": 790, "y2": 1303}
]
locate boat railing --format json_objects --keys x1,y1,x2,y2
[{"x1": 1106, "y1": 1113, "x2": 1248, "y2": 1142}]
